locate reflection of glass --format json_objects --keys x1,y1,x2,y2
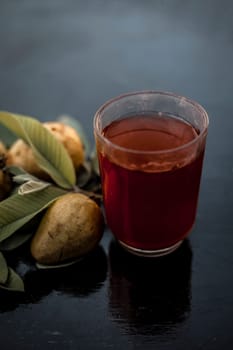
[
  {"x1": 0, "y1": 246, "x2": 107, "y2": 313},
  {"x1": 94, "y1": 91, "x2": 208, "y2": 257},
  {"x1": 108, "y1": 239, "x2": 192, "y2": 336}
]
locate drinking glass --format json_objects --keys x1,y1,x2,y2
[{"x1": 94, "y1": 91, "x2": 209, "y2": 257}]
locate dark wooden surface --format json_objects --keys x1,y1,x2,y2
[{"x1": 0, "y1": 1, "x2": 233, "y2": 349}]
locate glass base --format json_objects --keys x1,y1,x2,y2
[{"x1": 118, "y1": 240, "x2": 183, "y2": 257}]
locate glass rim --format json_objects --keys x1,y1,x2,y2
[{"x1": 93, "y1": 90, "x2": 209, "y2": 155}]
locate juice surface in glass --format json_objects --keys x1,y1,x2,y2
[{"x1": 98, "y1": 114, "x2": 204, "y2": 251}]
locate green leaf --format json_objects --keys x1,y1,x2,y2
[
  {"x1": 0, "y1": 252, "x2": 8, "y2": 284},
  {"x1": 0, "y1": 230, "x2": 33, "y2": 251},
  {"x1": 6, "y1": 165, "x2": 30, "y2": 177},
  {"x1": 57, "y1": 114, "x2": 91, "y2": 155},
  {"x1": 0, "y1": 111, "x2": 76, "y2": 189},
  {"x1": 0, "y1": 185, "x2": 66, "y2": 242},
  {"x1": 0, "y1": 267, "x2": 24, "y2": 292},
  {"x1": 6, "y1": 165, "x2": 39, "y2": 185},
  {"x1": 13, "y1": 174, "x2": 38, "y2": 185},
  {"x1": 18, "y1": 180, "x2": 50, "y2": 195},
  {"x1": 0, "y1": 214, "x2": 43, "y2": 251},
  {"x1": 0, "y1": 124, "x2": 17, "y2": 147}
]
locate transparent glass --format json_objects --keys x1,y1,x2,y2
[{"x1": 94, "y1": 91, "x2": 209, "y2": 257}]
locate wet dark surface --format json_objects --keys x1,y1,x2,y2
[{"x1": 0, "y1": 0, "x2": 233, "y2": 349}]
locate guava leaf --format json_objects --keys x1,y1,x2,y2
[
  {"x1": 6, "y1": 165, "x2": 39, "y2": 185},
  {"x1": 0, "y1": 214, "x2": 43, "y2": 251},
  {"x1": 0, "y1": 230, "x2": 33, "y2": 251},
  {"x1": 18, "y1": 180, "x2": 50, "y2": 195},
  {"x1": 0, "y1": 124, "x2": 17, "y2": 147},
  {"x1": 6, "y1": 165, "x2": 31, "y2": 177},
  {"x1": 0, "y1": 267, "x2": 24, "y2": 292},
  {"x1": 0, "y1": 185, "x2": 66, "y2": 242},
  {"x1": 0, "y1": 111, "x2": 76, "y2": 189},
  {"x1": 0, "y1": 252, "x2": 8, "y2": 284}
]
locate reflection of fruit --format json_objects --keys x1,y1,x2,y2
[
  {"x1": 30, "y1": 193, "x2": 104, "y2": 264},
  {"x1": 7, "y1": 122, "x2": 85, "y2": 179}
]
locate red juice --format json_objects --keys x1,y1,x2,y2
[{"x1": 98, "y1": 114, "x2": 204, "y2": 251}]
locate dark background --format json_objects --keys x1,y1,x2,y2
[{"x1": 0, "y1": 1, "x2": 233, "y2": 349}]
